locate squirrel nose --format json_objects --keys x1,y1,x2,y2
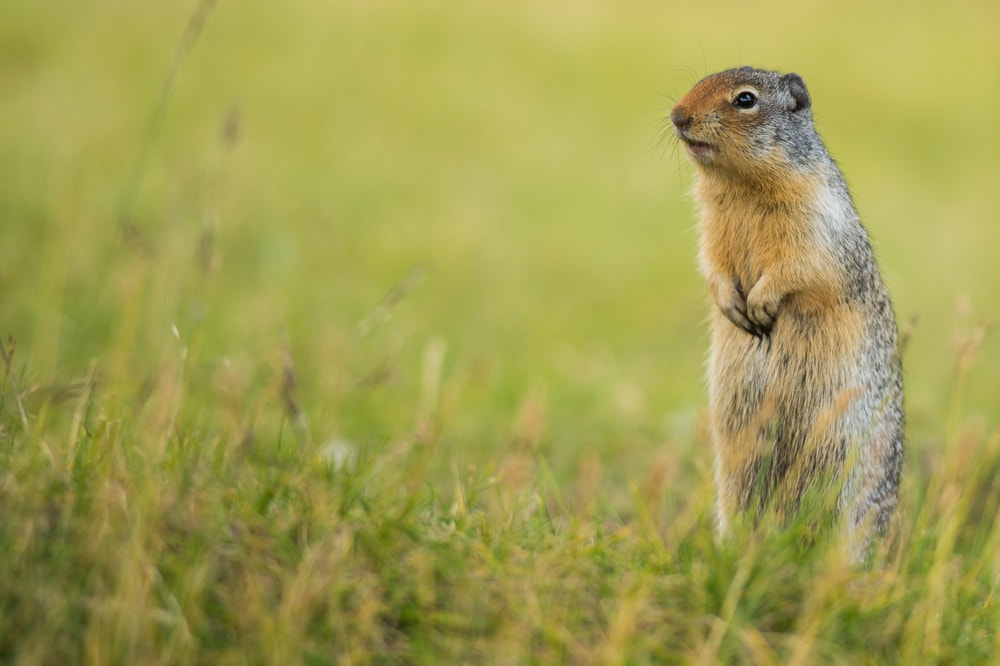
[{"x1": 670, "y1": 109, "x2": 692, "y2": 133}]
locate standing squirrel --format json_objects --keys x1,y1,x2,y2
[{"x1": 669, "y1": 66, "x2": 903, "y2": 556}]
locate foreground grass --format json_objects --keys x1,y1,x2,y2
[{"x1": 2, "y1": 328, "x2": 1000, "y2": 664}]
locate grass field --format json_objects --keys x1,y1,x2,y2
[{"x1": 3, "y1": 0, "x2": 1000, "y2": 663}]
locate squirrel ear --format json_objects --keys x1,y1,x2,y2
[{"x1": 781, "y1": 73, "x2": 811, "y2": 112}]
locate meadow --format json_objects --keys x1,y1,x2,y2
[{"x1": 3, "y1": 0, "x2": 1000, "y2": 663}]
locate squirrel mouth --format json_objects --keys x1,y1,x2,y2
[{"x1": 682, "y1": 138, "x2": 714, "y2": 158}]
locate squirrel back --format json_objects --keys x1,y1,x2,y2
[{"x1": 670, "y1": 67, "x2": 904, "y2": 557}]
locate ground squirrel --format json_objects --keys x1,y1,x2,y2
[{"x1": 669, "y1": 66, "x2": 903, "y2": 556}]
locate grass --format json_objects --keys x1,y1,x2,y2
[{"x1": 3, "y1": 0, "x2": 1000, "y2": 663}]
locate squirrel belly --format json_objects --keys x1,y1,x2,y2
[{"x1": 671, "y1": 66, "x2": 904, "y2": 555}]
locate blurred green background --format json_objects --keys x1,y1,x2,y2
[{"x1": 3, "y1": 0, "x2": 999, "y2": 487}]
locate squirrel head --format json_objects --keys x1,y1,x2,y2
[{"x1": 670, "y1": 67, "x2": 819, "y2": 179}]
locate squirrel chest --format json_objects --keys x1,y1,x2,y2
[{"x1": 698, "y1": 174, "x2": 852, "y2": 328}]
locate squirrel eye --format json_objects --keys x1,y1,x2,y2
[{"x1": 734, "y1": 91, "x2": 757, "y2": 109}]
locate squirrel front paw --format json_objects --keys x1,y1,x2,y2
[
  {"x1": 715, "y1": 276, "x2": 767, "y2": 337},
  {"x1": 745, "y1": 274, "x2": 783, "y2": 335}
]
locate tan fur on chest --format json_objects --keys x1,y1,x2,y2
[{"x1": 696, "y1": 171, "x2": 842, "y2": 315}]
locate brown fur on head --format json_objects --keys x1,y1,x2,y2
[{"x1": 669, "y1": 66, "x2": 814, "y2": 180}]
